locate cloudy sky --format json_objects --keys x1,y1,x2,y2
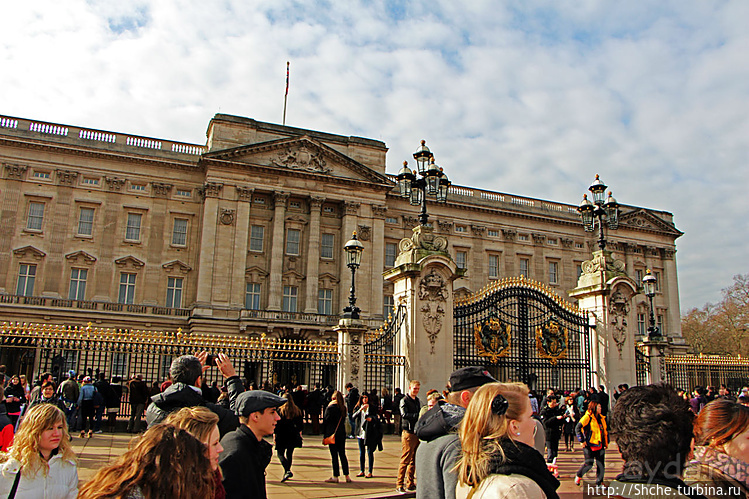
[{"x1": 1, "y1": 1, "x2": 747, "y2": 313}]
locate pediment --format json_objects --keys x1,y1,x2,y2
[
  {"x1": 245, "y1": 266, "x2": 269, "y2": 281},
  {"x1": 65, "y1": 251, "x2": 97, "y2": 265},
  {"x1": 203, "y1": 136, "x2": 393, "y2": 186},
  {"x1": 318, "y1": 273, "x2": 340, "y2": 286},
  {"x1": 13, "y1": 246, "x2": 46, "y2": 260},
  {"x1": 619, "y1": 209, "x2": 683, "y2": 237},
  {"x1": 114, "y1": 255, "x2": 145, "y2": 269},
  {"x1": 282, "y1": 270, "x2": 306, "y2": 281},
  {"x1": 162, "y1": 260, "x2": 192, "y2": 273}
]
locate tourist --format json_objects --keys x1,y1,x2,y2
[
  {"x1": 28, "y1": 372, "x2": 52, "y2": 405},
  {"x1": 415, "y1": 366, "x2": 496, "y2": 499},
  {"x1": 396, "y1": 379, "x2": 421, "y2": 493},
  {"x1": 683, "y1": 398, "x2": 749, "y2": 497},
  {"x1": 598, "y1": 385, "x2": 610, "y2": 416},
  {"x1": 274, "y1": 392, "x2": 304, "y2": 482},
  {"x1": 165, "y1": 406, "x2": 226, "y2": 499},
  {"x1": 381, "y1": 387, "x2": 393, "y2": 426},
  {"x1": 58, "y1": 371, "x2": 80, "y2": 431},
  {"x1": 94, "y1": 374, "x2": 118, "y2": 433},
  {"x1": 0, "y1": 403, "x2": 13, "y2": 452},
  {"x1": 307, "y1": 383, "x2": 324, "y2": 434},
  {"x1": 323, "y1": 390, "x2": 351, "y2": 483},
  {"x1": 344, "y1": 383, "x2": 360, "y2": 438},
  {"x1": 419, "y1": 389, "x2": 443, "y2": 418},
  {"x1": 540, "y1": 394, "x2": 565, "y2": 464},
  {"x1": 4, "y1": 375, "x2": 25, "y2": 427},
  {"x1": 606, "y1": 383, "x2": 697, "y2": 497},
  {"x1": 219, "y1": 390, "x2": 286, "y2": 498},
  {"x1": 18, "y1": 375, "x2": 30, "y2": 403},
  {"x1": 574, "y1": 395, "x2": 608, "y2": 486},
  {"x1": 353, "y1": 392, "x2": 383, "y2": 478},
  {"x1": 0, "y1": 404, "x2": 78, "y2": 498},
  {"x1": 146, "y1": 352, "x2": 243, "y2": 436},
  {"x1": 691, "y1": 386, "x2": 708, "y2": 414},
  {"x1": 77, "y1": 376, "x2": 98, "y2": 438},
  {"x1": 28, "y1": 381, "x2": 65, "y2": 412},
  {"x1": 562, "y1": 395, "x2": 579, "y2": 452},
  {"x1": 718, "y1": 384, "x2": 736, "y2": 402},
  {"x1": 79, "y1": 423, "x2": 213, "y2": 499},
  {"x1": 455, "y1": 382, "x2": 560, "y2": 498},
  {"x1": 126, "y1": 374, "x2": 149, "y2": 433}
]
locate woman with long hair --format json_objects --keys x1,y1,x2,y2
[
  {"x1": 574, "y1": 397, "x2": 608, "y2": 486},
  {"x1": 455, "y1": 382, "x2": 560, "y2": 498},
  {"x1": 78, "y1": 423, "x2": 214, "y2": 499},
  {"x1": 562, "y1": 395, "x2": 579, "y2": 452},
  {"x1": 28, "y1": 381, "x2": 66, "y2": 412},
  {"x1": 274, "y1": 392, "x2": 304, "y2": 482},
  {"x1": 165, "y1": 406, "x2": 226, "y2": 499},
  {"x1": 323, "y1": 390, "x2": 350, "y2": 483},
  {"x1": 352, "y1": 392, "x2": 383, "y2": 478},
  {"x1": 684, "y1": 399, "x2": 749, "y2": 497},
  {"x1": 0, "y1": 403, "x2": 78, "y2": 498},
  {"x1": 4, "y1": 375, "x2": 25, "y2": 428}
]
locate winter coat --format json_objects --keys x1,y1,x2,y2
[
  {"x1": 4, "y1": 383, "x2": 25, "y2": 415},
  {"x1": 274, "y1": 415, "x2": 303, "y2": 450},
  {"x1": 400, "y1": 394, "x2": 421, "y2": 433},
  {"x1": 58, "y1": 379, "x2": 79, "y2": 405},
  {"x1": 415, "y1": 402, "x2": 466, "y2": 499},
  {"x1": 456, "y1": 474, "x2": 547, "y2": 499},
  {"x1": 145, "y1": 377, "x2": 243, "y2": 437},
  {"x1": 0, "y1": 406, "x2": 13, "y2": 452},
  {"x1": 575, "y1": 411, "x2": 608, "y2": 448},
  {"x1": 219, "y1": 424, "x2": 273, "y2": 499},
  {"x1": 28, "y1": 395, "x2": 66, "y2": 413},
  {"x1": 539, "y1": 404, "x2": 566, "y2": 439},
  {"x1": 0, "y1": 455, "x2": 78, "y2": 499},
  {"x1": 323, "y1": 404, "x2": 347, "y2": 441},
  {"x1": 94, "y1": 379, "x2": 119, "y2": 409},
  {"x1": 352, "y1": 406, "x2": 383, "y2": 449},
  {"x1": 128, "y1": 379, "x2": 150, "y2": 405},
  {"x1": 683, "y1": 446, "x2": 749, "y2": 499}
]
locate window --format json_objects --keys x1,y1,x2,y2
[
  {"x1": 176, "y1": 189, "x2": 191, "y2": 197},
  {"x1": 171, "y1": 219, "x2": 188, "y2": 246},
  {"x1": 16, "y1": 264, "x2": 36, "y2": 296},
  {"x1": 61, "y1": 350, "x2": 78, "y2": 374},
  {"x1": 321, "y1": 234, "x2": 335, "y2": 259},
  {"x1": 385, "y1": 242, "x2": 397, "y2": 267},
  {"x1": 635, "y1": 269, "x2": 643, "y2": 284},
  {"x1": 657, "y1": 314, "x2": 665, "y2": 334},
  {"x1": 455, "y1": 226, "x2": 466, "y2": 233},
  {"x1": 384, "y1": 295, "x2": 394, "y2": 319},
  {"x1": 285, "y1": 228, "x2": 300, "y2": 256},
  {"x1": 27, "y1": 202, "x2": 45, "y2": 230},
  {"x1": 323, "y1": 205, "x2": 336, "y2": 214},
  {"x1": 253, "y1": 196, "x2": 266, "y2": 205},
  {"x1": 68, "y1": 268, "x2": 87, "y2": 301},
  {"x1": 549, "y1": 262, "x2": 559, "y2": 284},
  {"x1": 245, "y1": 283, "x2": 261, "y2": 310},
  {"x1": 456, "y1": 251, "x2": 467, "y2": 269},
  {"x1": 118, "y1": 273, "x2": 136, "y2": 304},
  {"x1": 282, "y1": 286, "x2": 298, "y2": 312},
  {"x1": 488, "y1": 255, "x2": 499, "y2": 278},
  {"x1": 125, "y1": 213, "x2": 142, "y2": 241},
  {"x1": 81, "y1": 177, "x2": 99, "y2": 186},
  {"x1": 547, "y1": 238, "x2": 558, "y2": 246},
  {"x1": 655, "y1": 272, "x2": 661, "y2": 291},
  {"x1": 385, "y1": 216, "x2": 398, "y2": 224},
  {"x1": 575, "y1": 242, "x2": 585, "y2": 249},
  {"x1": 289, "y1": 200, "x2": 301, "y2": 209},
  {"x1": 318, "y1": 288, "x2": 333, "y2": 315},
  {"x1": 576, "y1": 265, "x2": 583, "y2": 280},
  {"x1": 637, "y1": 313, "x2": 646, "y2": 336},
  {"x1": 32, "y1": 171, "x2": 51, "y2": 179},
  {"x1": 131, "y1": 184, "x2": 146, "y2": 192},
  {"x1": 488, "y1": 229, "x2": 499, "y2": 237},
  {"x1": 160, "y1": 355, "x2": 173, "y2": 379},
  {"x1": 249, "y1": 226, "x2": 265, "y2": 252},
  {"x1": 518, "y1": 234, "x2": 529, "y2": 242},
  {"x1": 166, "y1": 277, "x2": 183, "y2": 308},
  {"x1": 78, "y1": 207, "x2": 94, "y2": 236},
  {"x1": 519, "y1": 258, "x2": 529, "y2": 277},
  {"x1": 111, "y1": 352, "x2": 128, "y2": 378}
]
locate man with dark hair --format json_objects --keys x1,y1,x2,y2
[
  {"x1": 127, "y1": 373, "x2": 150, "y2": 433},
  {"x1": 146, "y1": 352, "x2": 243, "y2": 436},
  {"x1": 598, "y1": 384, "x2": 610, "y2": 416},
  {"x1": 396, "y1": 380, "x2": 421, "y2": 494},
  {"x1": 415, "y1": 366, "x2": 496, "y2": 499},
  {"x1": 540, "y1": 394, "x2": 565, "y2": 464},
  {"x1": 607, "y1": 383, "x2": 704, "y2": 498},
  {"x1": 344, "y1": 382, "x2": 359, "y2": 438},
  {"x1": 690, "y1": 386, "x2": 707, "y2": 414}
]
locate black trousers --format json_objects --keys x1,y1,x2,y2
[
  {"x1": 277, "y1": 446, "x2": 295, "y2": 472},
  {"x1": 328, "y1": 438, "x2": 349, "y2": 477},
  {"x1": 577, "y1": 446, "x2": 606, "y2": 484},
  {"x1": 545, "y1": 433, "x2": 560, "y2": 463}
]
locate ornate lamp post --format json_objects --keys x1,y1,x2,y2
[
  {"x1": 397, "y1": 140, "x2": 451, "y2": 225},
  {"x1": 577, "y1": 174, "x2": 619, "y2": 250},
  {"x1": 642, "y1": 269, "x2": 660, "y2": 338},
  {"x1": 342, "y1": 231, "x2": 364, "y2": 319}
]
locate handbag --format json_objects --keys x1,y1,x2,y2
[{"x1": 322, "y1": 414, "x2": 343, "y2": 446}]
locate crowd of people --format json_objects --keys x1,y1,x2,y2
[{"x1": 0, "y1": 357, "x2": 747, "y2": 498}]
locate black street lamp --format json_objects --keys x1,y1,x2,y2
[
  {"x1": 642, "y1": 269, "x2": 661, "y2": 338},
  {"x1": 342, "y1": 231, "x2": 364, "y2": 319},
  {"x1": 577, "y1": 174, "x2": 619, "y2": 251},
  {"x1": 397, "y1": 140, "x2": 451, "y2": 226}
]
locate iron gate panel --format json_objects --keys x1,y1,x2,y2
[
  {"x1": 363, "y1": 305, "x2": 406, "y2": 393},
  {"x1": 454, "y1": 278, "x2": 591, "y2": 391}
]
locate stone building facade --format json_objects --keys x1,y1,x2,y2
[{"x1": 0, "y1": 113, "x2": 684, "y2": 357}]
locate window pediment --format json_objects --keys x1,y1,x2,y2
[
  {"x1": 245, "y1": 266, "x2": 269, "y2": 282},
  {"x1": 282, "y1": 270, "x2": 306, "y2": 286},
  {"x1": 13, "y1": 246, "x2": 46, "y2": 261},
  {"x1": 65, "y1": 251, "x2": 97, "y2": 265},
  {"x1": 162, "y1": 260, "x2": 192, "y2": 274},
  {"x1": 318, "y1": 272, "x2": 340, "y2": 288},
  {"x1": 115, "y1": 255, "x2": 145, "y2": 270}
]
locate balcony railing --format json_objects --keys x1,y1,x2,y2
[{"x1": 0, "y1": 294, "x2": 190, "y2": 317}]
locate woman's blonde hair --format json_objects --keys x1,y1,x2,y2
[
  {"x1": 164, "y1": 406, "x2": 219, "y2": 443},
  {"x1": 455, "y1": 382, "x2": 530, "y2": 487},
  {"x1": 329, "y1": 390, "x2": 345, "y2": 412},
  {"x1": 278, "y1": 392, "x2": 303, "y2": 420},
  {"x1": 0, "y1": 404, "x2": 74, "y2": 476}
]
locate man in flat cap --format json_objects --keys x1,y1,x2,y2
[
  {"x1": 414, "y1": 366, "x2": 497, "y2": 499},
  {"x1": 219, "y1": 390, "x2": 286, "y2": 499}
]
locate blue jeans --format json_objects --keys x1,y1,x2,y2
[{"x1": 358, "y1": 438, "x2": 374, "y2": 474}]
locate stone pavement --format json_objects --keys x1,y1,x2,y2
[{"x1": 72, "y1": 431, "x2": 624, "y2": 498}]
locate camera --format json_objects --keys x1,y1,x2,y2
[{"x1": 205, "y1": 354, "x2": 217, "y2": 367}]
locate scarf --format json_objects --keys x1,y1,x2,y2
[
  {"x1": 486, "y1": 438, "x2": 560, "y2": 499},
  {"x1": 692, "y1": 446, "x2": 749, "y2": 490}
]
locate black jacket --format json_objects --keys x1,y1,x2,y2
[
  {"x1": 219, "y1": 424, "x2": 273, "y2": 499},
  {"x1": 400, "y1": 394, "x2": 421, "y2": 433},
  {"x1": 274, "y1": 415, "x2": 303, "y2": 449},
  {"x1": 323, "y1": 403, "x2": 347, "y2": 440},
  {"x1": 145, "y1": 377, "x2": 243, "y2": 437},
  {"x1": 540, "y1": 404, "x2": 566, "y2": 438}
]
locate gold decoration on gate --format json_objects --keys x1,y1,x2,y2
[
  {"x1": 474, "y1": 318, "x2": 511, "y2": 364},
  {"x1": 535, "y1": 320, "x2": 568, "y2": 365}
]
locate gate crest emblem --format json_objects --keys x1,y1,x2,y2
[
  {"x1": 474, "y1": 318, "x2": 511, "y2": 364},
  {"x1": 536, "y1": 320, "x2": 568, "y2": 365}
]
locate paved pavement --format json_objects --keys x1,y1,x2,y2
[{"x1": 73, "y1": 430, "x2": 624, "y2": 498}]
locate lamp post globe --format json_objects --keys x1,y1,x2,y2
[
  {"x1": 343, "y1": 232, "x2": 364, "y2": 319},
  {"x1": 643, "y1": 269, "x2": 660, "y2": 338},
  {"x1": 399, "y1": 140, "x2": 450, "y2": 226},
  {"x1": 577, "y1": 174, "x2": 619, "y2": 251}
]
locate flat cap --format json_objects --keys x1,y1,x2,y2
[
  {"x1": 449, "y1": 366, "x2": 497, "y2": 392},
  {"x1": 235, "y1": 390, "x2": 286, "y2": 417}
]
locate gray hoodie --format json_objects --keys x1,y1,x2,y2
[{"x1": 414, "y1": 402, "x2": 466, "y2": 499}]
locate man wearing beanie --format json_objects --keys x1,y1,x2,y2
[{"x1": 414, "y1": 366, "x2": 497, "y2": 499}]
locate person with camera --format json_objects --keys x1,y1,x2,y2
[{"x1": 146, "y1": 352, "x2": 244, "y2": 437}]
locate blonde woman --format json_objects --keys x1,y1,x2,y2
[
  {"x1": 165, "y1": 406, "x2": 226, "y2": 499},
  {"x1": 0, "y1": 403, "x2": 78, "y2": 498},
  {"x1": 455, "y1": 382, "x2": 560, "y2": 498}
]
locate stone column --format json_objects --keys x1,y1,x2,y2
[
  {"x1": 384, "y1": 224, "x2": 460, "y2": 393},
  {"x1": 335, "y1": 319, "x2": 368, "y2": 392},
  {"x1": 641, "y1": 336, "x2": 668, "y2": 384},
  {"x1": 195, "y1": 182, "x2": 223, "y2": 308},
  {"x1": 232, "y1": 186, "x2": 253, "y2": 308},
  {"x1": 339, "y1": 201, "x2": 360, "y2": 314},
  {"x1": 267, "y1": 192, "x2": 289, "y2": 311},
  {"x1": 369, "y1": 205, "x2": 387, "y2": 319},
  {"x1": 304, "y1": 196, "x2": 324, "y2": 313}
]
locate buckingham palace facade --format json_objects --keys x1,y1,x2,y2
[{"x1": 0, "y1": 112, "x2": 685, "y2": 369}]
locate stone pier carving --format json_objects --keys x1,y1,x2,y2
[{"x1": 418, "y1": 269, "x2": 449, "y2": 354}]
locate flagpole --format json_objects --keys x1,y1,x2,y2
[{"x1": 283, "y1": 61, "x2": 289, "y2": 126}]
